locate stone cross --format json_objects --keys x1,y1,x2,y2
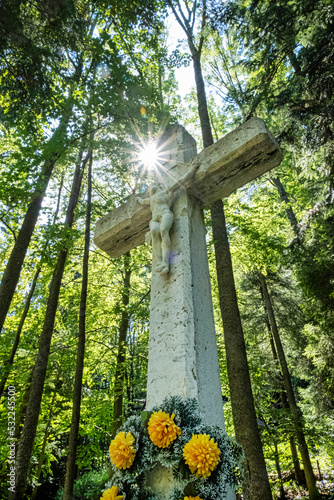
[{"x1": 94, "y1": 117, "x2": 282, "y2": 499}]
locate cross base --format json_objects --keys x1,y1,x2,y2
[{"x1": 145, "y1": 465, "x2": 177, "y2": 500}]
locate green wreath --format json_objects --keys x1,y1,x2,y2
[{"x1": 101, "y1": 396, "x2": 243, "y2": 500}]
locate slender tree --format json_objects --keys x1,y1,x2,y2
[
  {"x1": 112, "y1": 252, "x2": 131, "y2": 437},
  {"x1": 0, "y1": 91, "x2": 79, "y2": 334},
  {"x1": 31, "y1": 386, "x2": 58, "y2": 500},
  {"x1": 13, "y1": 373, "x2": 33, "y2": 442},
  {"x1": 0, "y1": 175, "x2": 64, "y2": 398},
  {"x1": 260, "y1": 283, "x2": 305, "y2": 485},
  {"x1": 273, "y1": 440, "x2": 285, "y2": 500},
  {"x1": 63, "y1": 146, "x2": 93, "y2": 499},
  {"x1": 271, "y1": 176, "x2": 300, "y2": 240},
  {"x1": 261, "y1": 417, "x2": 285, "y2": 500}
]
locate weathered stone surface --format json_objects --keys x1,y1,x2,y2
[
  {"x1": 189, "y1": 116, "x2": 282, "y2": 205},
  {"x1": 93, "y1": 195, "x2": 151, "y2": 258},
  {"x1": 94, "y1": 117, "x2": 282, "y2": 258},
  {"x1": 146, "y1": 190, "x2": 225, "y2": 429},
  {"x1": 145, "y1": 465, "x2": 179, "y2": 500}
]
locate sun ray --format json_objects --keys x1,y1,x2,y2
[
  {"x1": 137, "y1": 141, "x2": 159, "y2": 170},
  {"x1": 127, "y1": 115, "x2": 197, "y2": 193}
]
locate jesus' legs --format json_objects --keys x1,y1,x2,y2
[
  {"x1": 159, "y1": 211, "x2": 173, "y2": 275},
  {"x1": 150, "y1": 220, "x2": 162, "y2": 270}
]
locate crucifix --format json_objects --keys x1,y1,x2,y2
[{"x1": 94, "y1": 117, "x2": 282, "y2": 499}]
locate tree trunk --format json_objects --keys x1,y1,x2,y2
[
  {"x1": 63, "y1": 149, "x2": 93, "y2": 500},
  {"x1": 193, "y1": 23, "x2": 271, "y2": 500},
  {"x1": 0, "y1": 159, "x2": 56, "y2": 334},
  {"x1": 0, "y1": 109, "x2": 73, "y2": 334},
  {"x1": 260, "y1": 285, "x2": 279, "y2": 361},
  {"x1": 262, "y1": 416, "x2": 285, "y2": 500},
  {"x1": 281, "y1": 390, "x2": 305, "y2": 486},
  {"x1": 112, "y1": 252, "x2": 131, "y2": 437},
  {"x1": 14, "y1": 373, "x2": 33, "y2": 442},
  {"x1": 211, "y1": 202, "x2": 272, "y2": 500},
  {"x1": 273, "y1": 441, "x2": 285, "y2": 500},
  {"x1": 260, "y1": 284, "x2": 305, "y2": 485},
  {"x1": 258, "y1": 273, "x2": 320, "y2": 500},
  {"x1": 289, "y1": 434, "x2": 305, "y2": 485},
  {"x1": 31, "y1": 388, "x2": 58, "y2": 500},
  {"x1": 192, "y1": 51, "x2": 214, "y2": 147},
  {"x1": 0, "y1": 268, "x2": 41, "y2": 399},
  {"x1": 0, "y1": 176, "x2": 64, "y2": 399},
  {"x1": 10, "y1": 148, "x2": 89, "y2": 500}
]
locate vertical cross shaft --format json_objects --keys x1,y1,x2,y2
[{"x1": 146, "y1": 127, "x2": 225, "y2": 430}]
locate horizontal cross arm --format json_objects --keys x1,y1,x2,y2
[
  {"x1": 189, "y1": 117, "x2": 282, "y2": 205},
  {"x1": 94, "y1": 196, "x2": 151, "y2": 258}
]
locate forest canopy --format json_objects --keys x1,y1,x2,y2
[{"x1": 0, "y1": 1, "x2": 333, "y2": 499}]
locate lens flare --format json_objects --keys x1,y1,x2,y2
[{"x1": 95, "y1": 63, "x2": 110, "y2": 79}]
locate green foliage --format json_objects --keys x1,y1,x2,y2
[
  {"x1": 293, "y1": 209, "x2": 334, "y2": 311},
  {"x1": 55, "y1": 468, "x2": 109, "y2": 500},
  {"x1": 1, "y1": 0, "x2": 334, "y2": 496}
]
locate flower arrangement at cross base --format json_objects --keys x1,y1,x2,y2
[
  {"x1": 101, "y1": 397, "x2": 243, "y2": 500},
  {"x1": 100, "y1": 486, "x2": 123, "y2": 500}
]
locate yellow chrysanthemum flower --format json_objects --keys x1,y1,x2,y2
[
  {"x1": 183, "y1": 433, "x2": 220, "y2": 478},
  {"x1": 100, "y1": 486, "x2": 123, "y2": 500},
  {"x1": 109, "y1": 431, "x2": 136, "y2": 469},
  {"x1": 183, "y1": 496, "x2": 203, "y2": 500},
  {"x1": 148, "y1": 410, "x2": 182, "y2": 448}
]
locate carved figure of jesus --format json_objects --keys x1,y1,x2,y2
[
  {"x1": 137, "y1": 183, "x2": 174, "y2": 275},
  {"x1": 137, "y1": 163, "x2": 200, "y2": 275}
]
